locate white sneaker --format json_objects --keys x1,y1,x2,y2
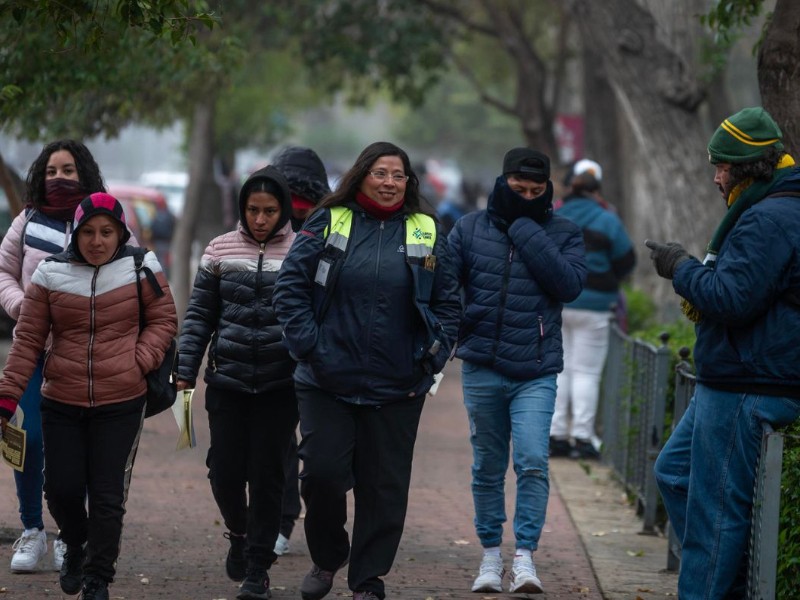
[
  {"x1": 10, "y1": 528, "x2": 47, "y2": 573},
  {"x1": 509, "y1": 554, "x2": 544, "y2": 593},
  {"x1": 53, "y1": 538, "x2": 67, "y2": 571},
  {"x1": 273, "y1": 533, "x2": 290, "y2": 556},
  {"x1": 471, "y1": 553, "x2": 504, "y2": 593}
]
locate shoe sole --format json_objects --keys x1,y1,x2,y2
[
  {"x1": 471, "y1": 583, "x2": 503, "y2": 592},
  {"x1": 509, "y1": 580, "x2": 544, "y2": 594},
  {"x1": 237, "y1": 591, "x2": 272, "y2": 600}
]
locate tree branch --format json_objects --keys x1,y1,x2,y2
[
  {"x1": 448, "y1": 51, "x2": 518, "y2": 116},
  {"x1": 415, "y1": 0, "x2": 499, "y2": 38}
]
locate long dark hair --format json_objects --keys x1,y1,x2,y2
[
  {"x1": 25, "y1": 140, "x2": 105, "y2": 209},
  {"x1": 317, "y1": 141, "x2": 429, "y2": 215}
]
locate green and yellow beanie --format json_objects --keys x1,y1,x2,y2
[{"x1": 708, "y1": 107, "x2": 783, "y2": 164}]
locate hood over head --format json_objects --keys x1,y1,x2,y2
[{"x1": 238, "y1": 165, "x2": 292, "y2": 241}]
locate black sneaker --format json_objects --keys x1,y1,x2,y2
[
  {"x1": 59, "y1": 544, "x2": 85, "y2": 595},
  {"x1": 353, "y1": 592, "x2": 381, "y2": 600},
  {"x1": 570, "y1": 438, "x2": 601, "y2": 460},
  {"x1": 79, "y1": 575, "x2": 109, "y2": 600},
  {"x1": 237, "y1": 568, "x2": 271, "y2": 599},
  {"x1": 224, "y1": 531, "x2": 247, "y2": 582},
  {"x1": 300, "y1": 564, "x2": 338, "y2": 600},
  {"x1": 549, "y1": 437, "x2": 572, "y2": 457}
]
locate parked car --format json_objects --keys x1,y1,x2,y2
[
  {"x1": 138, "y1": 170, "x2": 188, "y2": 217},
  {"x1": 107, "y1": 182, "x2": 176, "y2": 276}
]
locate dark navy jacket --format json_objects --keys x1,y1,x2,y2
[
  {"x1": 273, "y1": 203, "x2": 462, "y2": 404},
  {"x1": 673, "y1": 167, "x2": 800, "y2": 396},
  {"x1": 448, "y1": 210, "x2": 586, "y2": 380}
]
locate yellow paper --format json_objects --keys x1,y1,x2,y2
[
  {"x1": 172, "y1": 389, "x2": 196, "y2": 450},
  {"x1": 1, "y1": 422, "x2": 26, "y2": 471}
]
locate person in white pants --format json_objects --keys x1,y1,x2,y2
[{"x1": 550, "y1": 162, "x2": 635, "y2": 459}]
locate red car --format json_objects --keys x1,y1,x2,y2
[{"x1": 107, "y1": 182, "x2": 176, "y2": 275}]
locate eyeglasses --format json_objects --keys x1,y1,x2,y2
[{"x1": 368, "y1": 170, "x2": 409, "y2": 183}]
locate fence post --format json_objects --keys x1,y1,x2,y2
[
  {"x1": 641, "y1": 332, "x2": 670, "y2": 534},
  {"x1": 666, "y1": 346, "x2": 694, "y2": 571},
  {"x1": 747, "y1": 424, "x2": 783, "y2": 600}
]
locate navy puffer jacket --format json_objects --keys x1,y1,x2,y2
[
  {"x1": 448, "y1": 208, "x2": 586, "y2": 380},
  {"x1": 673, "y1": 167, "x2": 800, "y2": 394}
]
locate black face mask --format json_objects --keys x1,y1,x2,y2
[{"x1": 487, "y1": 176, "x2": 553, "y2": 229}]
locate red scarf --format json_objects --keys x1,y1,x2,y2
[
  {"x1": 40, "y1": 179, "x2": 87, "y2": 221},
  {"x1": 355, "y1": 191, "x2": 405, "y2": 220}
]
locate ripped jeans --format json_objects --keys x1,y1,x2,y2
[{"x1": 462, "y1": 362, "x2": 556, "y2": 550}]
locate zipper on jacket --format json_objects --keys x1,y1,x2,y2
[
  {"x1": 88, "y1": 267, "x2": 99, "y2": 407},
  {"x1": 537, "y1": 315, "x2": 544, "y2": 363},
  {"x1": 252, "y1": 243, "x2": 265, "y2": 392},
  {"x1": 364, "y1": 220, "x2": 385, "y2": 379},
  {"x1": 491, "y1": 244, "x2": 515, "y2": 361}
]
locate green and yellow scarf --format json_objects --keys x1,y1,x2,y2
[{"x1": 681, "y1": 154, "x2": 796, "y2": 322}]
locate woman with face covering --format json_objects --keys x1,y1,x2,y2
[
  {"x1": 0, "y1": 193, "x2": 177, "y2": 600},
  {"x1": 0, "y1": 140, "x2": 107, "y2": 575},
  {"x1": 273, "y1": 142, "x2": 461, "y2": 600},
  {"x1": 175, "y1": 166, "x2": 298, "y2": 600}
]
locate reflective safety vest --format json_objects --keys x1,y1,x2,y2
[{"x1": 315, "y1": 206, "x2": 443, "y2": 368}]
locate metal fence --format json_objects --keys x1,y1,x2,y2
[
  {"x1": 600, "y1": 321, "x2": 671, "y2": 534},
  {"x1": 601, "y1": 325, "x2": 784, "y2": 599}
]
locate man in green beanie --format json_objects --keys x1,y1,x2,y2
[{"x1": 646, "y1": 107, "x2": 800, "y2": 599}]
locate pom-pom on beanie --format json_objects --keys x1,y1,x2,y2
[{"x1": 708, "y1": 107, "x2": 784, "y2": 164}]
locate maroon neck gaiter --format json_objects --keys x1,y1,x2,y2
[{"x1": 40, "y1": 179, "x2": 87, "y2": 221}]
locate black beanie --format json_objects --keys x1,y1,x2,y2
[{"x1": 271, "y1": 146, "x2": 331, "y2": 204}]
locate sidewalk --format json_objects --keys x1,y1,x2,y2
[{"x1": 0, "y1": 348, "x2": 677, "y2": 599}]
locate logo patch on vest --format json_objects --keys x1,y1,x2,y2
[
  {"x1": 412, "y1": 227, "x2": 433, "y2": 241},
  {"x1": 397, "y1": 244, "x2": 405, "y2": 253}
]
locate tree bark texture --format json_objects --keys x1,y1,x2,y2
[
  {"x1": 758, "y1": 0, "x2": 800, "y2": 159},
  {"x1": 570, "y1": 0, "x2": 722, "y2": 309},
  {"x1": 171, "y1": 98, "x2": 218, "y2": 324}
]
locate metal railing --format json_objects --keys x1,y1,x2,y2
[
  {"x1": 600, "y1": 321, "x2": 671, "y2": 534},
  {"x1": 602, "y1": 331, "x2": 784, "y2": 599}
]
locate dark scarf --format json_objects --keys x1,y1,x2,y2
[
  {"x1": 356, "y1": 191, "x2": 405, "y2": 220},
  {"x1": 487, "y1": 176, "x2": 553, "y2": 230},
  {"x1": 681, "y1": 154, "x2": 796, "y2": 322},
  {"x1": 40, "y1": 179, "x2": 87, "y2": 221}
]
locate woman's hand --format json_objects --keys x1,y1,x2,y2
[{"x1": 176, "y1": 379, "x2": 191, "y2": 391}]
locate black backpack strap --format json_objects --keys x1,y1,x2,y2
[{"x1": 133, "y1": 249, "x2": 164, "y2": 331}]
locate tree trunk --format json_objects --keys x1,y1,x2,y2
[
  {"x1": 570, "y1": 0, "x2": 721, "y2": 312},
  {"x1": 581, "y1": 45, "x2": 625, "y2": 220},
  {"x1": 0, "y1": 151, "x2": 24, "y2": 217},
  {"x1": 171, "y1": 97, "x2": 220, "y2": 324},
  {"x1": 758, "y1": 0, "x2": 800, "y2": 158}
]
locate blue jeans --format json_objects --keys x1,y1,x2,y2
[
  {"x1": 655, "y1": 384, "x2": 800, "y2": 599},
  {"x1": 14, "y1": 357, "x2": 45, "y2": 531},
  {"x1": 462, "y1": 361, "x2": 556, "y2": 551}
]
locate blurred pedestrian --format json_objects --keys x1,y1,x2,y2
[
  {"x1": 447, "y1": 148, "x2": 586, "y2": 594},
  {"x1": 550, "y1": 162, "x2": 635, "y2": 459},
  {"x1": 0, "y1": 193, "x2": 177, "y2": 600},
  {"x1": 0, "y1": 140, "x2": 106, "y2": 575},
  {"x1": 270, "y1": 146, "x2": 332, "y2": 557},
  {"x1": 176, "y1": 166, "x2": 298, "y2": 600},
  {"x1": 273, "y1": 141, "x2": 461, "y2": 600},
  {"x1": 648, "y1": 107, "x2": 800, "y2": 599}
]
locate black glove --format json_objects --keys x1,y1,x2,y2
[{"x1": 645, "y1": 240, "x2": 691, "y2": 279}]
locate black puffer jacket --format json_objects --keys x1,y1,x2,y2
[{"x1": 177, "y1": 166, "x2": 296, "y2": 394}]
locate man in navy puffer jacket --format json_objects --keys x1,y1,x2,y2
[{"x1": 448, "y1": 148, "x2": 586, "y2": 594}]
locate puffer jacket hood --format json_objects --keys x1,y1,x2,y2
[
  {"x1": 271, "y1": 146, "x2": 331, "y2": 204},
  {"x1": 238, "y1": 166, "x2": 292, "y2": 243}
]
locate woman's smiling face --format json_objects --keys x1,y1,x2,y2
[{"x1": 359, "y1": 155, "x2": 407, "y2": 207}]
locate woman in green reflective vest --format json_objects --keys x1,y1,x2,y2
[{"x1": 274, "y1": 141, "x2": 461, "y2": 600}]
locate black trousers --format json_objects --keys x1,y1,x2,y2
[
  {"x1": 205, "y1": 385, "x2": 298, "y2": 568},
  {"x1": 279, "y1": 431, "x2": 302, "y2": 538},
  {"x1": 41, "y1": 396, "x2": 146, "y2": 583},
  {"x1": 297, "y1": 384, "x2": 425, "y2": 598}
]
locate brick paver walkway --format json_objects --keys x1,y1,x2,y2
[{"x1": 0, "y1": 357, "x2": 675, "y2": 598}]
